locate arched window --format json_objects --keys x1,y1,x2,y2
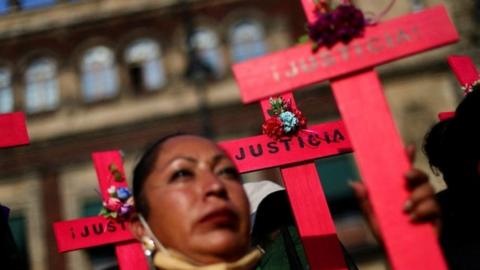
[
  {"x1": 81, "y1": 46, "x2": 119, "y2": 102},
  {"x1": 125, "y1": 38, "x2": 167, "y2": 93},
  {"x1": 24, "y1": 58, "x2": 59, "y2": 113},
  {"x1": 0, "y1": 67, "x2": 13, "y2": 113},
  {"x1": 410, "y1": 0, "x2": 424, "y2": 11},
  {"x1": 230, "y1": 20, "x2": 267, "y2": 63},
  {"x1": 190, "y1": 27, "x2": 224, "y2": 78}
]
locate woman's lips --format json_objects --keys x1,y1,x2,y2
[{"x1": 199, "y1": 208, "x2": 238, "y2": 227}]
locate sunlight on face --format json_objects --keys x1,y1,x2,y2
[{"x1": 144, "y1": 135, "x2": 251, "y2": 264}]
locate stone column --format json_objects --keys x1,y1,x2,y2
[{"x1": 40, "y1": 168, "x2": 66, "y2": 270}]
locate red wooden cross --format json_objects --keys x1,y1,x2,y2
[
  {"x1": 53, "y1": 151, "x2": 149, "y2": 270},
  {"x1": 232, "y1": 2, "x2": 459, "y2": 269},
  {"x1": 220, "y1": 92, "x2": 353, "y2": 269},
  {"x1": 438, "y1": 55, "x2": 479, "y2": 120},
  {"x1": 0, "y1": 112, "x2": 29, "y2": 149}
]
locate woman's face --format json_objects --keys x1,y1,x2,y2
[{"x1": 143, "y1": 135, "x2": 251, "y2": 264}]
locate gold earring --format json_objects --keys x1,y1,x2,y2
[{"x1": 141, "y1": 235, "x2": 156, "y2": 256}]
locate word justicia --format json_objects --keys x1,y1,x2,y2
[
  {"x1": 69, "y1": 220, "x2": 128, "y2": 239},
  {"x1": 234, "y1": 129, "x2": 345, "y2": 161},
  {"x1": 271, "y1": 27, "x2": 419, "y2": 82}
]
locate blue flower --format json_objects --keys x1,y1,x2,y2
[
  {"x1": 117, "y1": 187, "x2": 131, "y2": 201},
  {"x1": 279, "y1": 111, "x2": 299, "y2": 133}
]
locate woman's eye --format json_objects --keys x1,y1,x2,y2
[
  {"x1": 170, "y1": 169, "x2": 193, "y2": 182},
  {"x1": 218, "y1": 167, "x2": 241, "y2": 180}
]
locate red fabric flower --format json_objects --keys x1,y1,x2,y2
[
  {"x1": 292, "y1": 108, "x2": 308, "y2": 129},
  {"x1": 262, "y1": 117, "x2": 284, "y2": 140}
]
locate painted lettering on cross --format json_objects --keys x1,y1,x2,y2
[
  {"x1": 220, "y1": 120, "x2": 352, "y2": 173},
  {"x1": 271, "y1": 27, "x2": 419, "y2": 81},
  {"x1": 54, "y1": 215, "x2": 134, "y2": 252},
  {"x1": 233, "y1": 6, "x2": 458, "y2": 103}
]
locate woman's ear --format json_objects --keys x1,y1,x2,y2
[{"x1": 129, "y1": 213, "x2": 146, "y2": 241}]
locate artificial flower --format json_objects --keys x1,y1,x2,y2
[
  {"x1": 262, "y1": 97, "x2": 308, "y2": 140},
  {"x1": 262, "y1": 117, "x2": 284, "y2": 140},
  {"x1": 279, "y1": 111, "x2": 299, "y2": 133},
  {"x1": 104, "y1": 197, "x2": 122, "y2": 212},
  {"x1": 117, "y1": 187, "x2": 131, "y2": 201},
  {"x1": 307, "y1": 1, "x2": 366, "y2": 51}
]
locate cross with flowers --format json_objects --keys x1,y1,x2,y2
[
  {"x1": 53, "y1": 151, "x2": 149, "y2": 270},
  {"x1": 438, "y1": 55, "x2": 479, "y2": 121},
  {"x1": 229, "y1": 0, "x2": 458, "y2": 269},
  {"x1": 220, "y1": 93, "x2": 353, "y2": 269},
  {"x1": 0, "y1": 112, "x2": 29, "y2": 149}
]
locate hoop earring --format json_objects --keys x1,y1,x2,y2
[
  {"x1": 141, "y1": 235, "x2": 156, "y2": 256},
  {"x1": 138, "y1": 214, "x2": 169, "y2": 255}
]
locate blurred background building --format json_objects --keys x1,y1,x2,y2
[{"x1": 0, "y1": 0, "x2": 477, "y2": 269}]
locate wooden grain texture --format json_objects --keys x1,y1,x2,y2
[
  {"x1": 0, "y1": 112, "x2": 30, "y2": 148},
  {"x1": 233, "y1": 6, "x2": 459, "y2": 103},
  {"x1": 331, "y1": 71, "x2": 447, "y2": 269}
]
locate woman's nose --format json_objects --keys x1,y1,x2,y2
[{"x1": 201, "y1": 171, "x2": 228, "y2": 199}]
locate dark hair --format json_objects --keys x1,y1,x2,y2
[
  {"x1": 133, "y1": 133, "x2": 186, "y2": 219},
  {"x1": 423, "y1": 90, "x2": 480, "y2": 188}
]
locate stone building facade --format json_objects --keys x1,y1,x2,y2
[{"x1": 0, "y1": 0, "x2": 477, "y2": 269}]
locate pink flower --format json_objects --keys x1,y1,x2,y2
[{"x1": 104, "y1": 197, "x2": 122, "y2": 212}]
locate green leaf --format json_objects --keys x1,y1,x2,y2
[
  {"x1": 108, "y1": 164, "x2": 117, "y2": 172},
  {"x1": 99, "y1": 208, "x2": 109, "y2": 217},
  {"x1": 298, "y1": 34, "x2": 310, "y2": 44}
]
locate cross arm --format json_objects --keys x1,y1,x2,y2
[
  {"x1": 447, "y1": 55, "x2": 479, "y2": 86},
  {"x1": 0, "y1": 112, "x2": 30, "y2": 148},
  {"x1": 438, "y1": 55, "x2": 479, "y2": 121},
  {"x1": 53, "y1": 216, "x2": 134, "y2": 252},
  {"x1": 220, "y1": 120, "x2": 352, "y2": 173},
  {"x1": 233, "y1": 5, "x2": 458, "y2": 103}
]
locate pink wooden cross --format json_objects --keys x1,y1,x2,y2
[
  {"x1": 0, "y1": 112, "x2": 29, "y2": 149},
  {"x1": 438, "y1": 55, "x2": 479, "y2": 121},
  {"x1": 220, "y1": 92, "x2": 353, "y2": 269},
  {"x1": 53, "y1": 151, "x2": 149, "y2": 270},
  {"x1": 232, "y1": 2, "x2": 459, "y2": 269}
]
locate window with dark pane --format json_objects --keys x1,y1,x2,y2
[
  {"x1": 8, "y1": 214, "x2": 30, "y2": 270},
  {"x1": 190, "y1": 27, "x2": 225, "y2": 79},
  {"x1": 125, "y1": 38, "x2": 167, "y2": 94}
]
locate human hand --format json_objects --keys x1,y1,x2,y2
[
  {"x1": 403, "y1": 145, "x2": 441, "y2": 225},
  {"x1": 350, "y1": 145, "x2": 441, "y2": 239}
]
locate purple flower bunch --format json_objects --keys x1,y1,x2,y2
[
  {"x1": 100, "y1": 185, "x2": 135, "y2": 220},
  {"x1": 308, "y1": 4, "x2": 366, "y2": 50}
]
